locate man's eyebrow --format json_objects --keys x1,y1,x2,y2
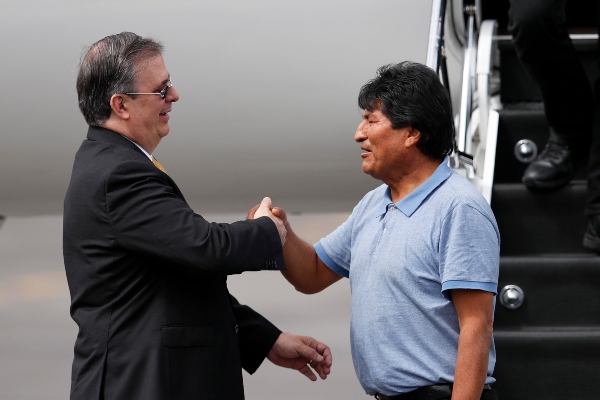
[{"x1": 155, "y1": 75, "x2": 171, "y2": 90}]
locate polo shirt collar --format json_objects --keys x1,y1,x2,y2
[{"x1": 376, "y1": 156, "x2": 452, "y2": 217}]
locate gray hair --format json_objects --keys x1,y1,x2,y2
[{"x1": 76, "y1": 32, "x2": 164, "y2": 125}]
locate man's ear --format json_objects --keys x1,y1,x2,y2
[
  {"x1": 109, "y1": 94, "x2": 130, "y2": 120},
  {"x1": 405, "y1": 127, "x2": 421, "y2": 147}
]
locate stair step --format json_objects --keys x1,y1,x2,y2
[
  {"x1": 494, "y1": 109, "x2": 548, "y2": 183},
  {"x1": 491, "y1": 182, "x2": 591, "y2": 255},
  {"x1": 482, "y1": 0, "x2": 598, "y2": 35},
  {"x1": 496, "y1": 255, "x2": 600, "y2": 328},
  {"x1": 493, "y1": 109, "x2": 588, "y2": 183},
  {"x1": 483, "y1": 4, "x2": 600, "y2": 398},
  {"x1": 493, "y1": 328, "x2": 600, "y2": 400}
]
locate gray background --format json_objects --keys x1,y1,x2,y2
[
  {"x1": 0, "y1": 1, "x2": 449, "y2": 399},
  {"x1": 1, "y1": 0, "x2": 437, "y2": 216}
]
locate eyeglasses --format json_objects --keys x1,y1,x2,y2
[{"x1": 125, "y1": 80, "x2": 172, "y2": 100}]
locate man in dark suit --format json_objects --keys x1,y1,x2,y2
[{"x1": 63, "y1": 32, "x2": 332, "y2": 400}]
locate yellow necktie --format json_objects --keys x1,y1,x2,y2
[{"x1": 152, "y1": 157, "x2": 167, "y2": 174}]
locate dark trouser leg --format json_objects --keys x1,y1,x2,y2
[
  {"x1": 508, "y1": 0, "x2": 593, "y2": 145},
  {"x1": 586, "y1": 79, "x2": 600, "y2": 215},
  {"x1": 582, "y1": 0, "x2": 600, "y2": 251},
  {"x1": 508, "y1": 0, "x2": 594, "y2": 189},
  {"x1": 586, "y1": 1, "x2": 600, "y2": 215}
]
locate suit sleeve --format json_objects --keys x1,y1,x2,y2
[
  {"x1": 229, "y1": 295, "x2": 281, "y2": 374},
  {"x1": 105, "y1": 159, "x2": 285, "y2": 276}
]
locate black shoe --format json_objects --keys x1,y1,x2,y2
[
  {"x1": 583, "y1": 215, "x2": 600, "y2": 252},
  {"x1": 522, "y1": 140, "x2": 573, "y2": 189}
]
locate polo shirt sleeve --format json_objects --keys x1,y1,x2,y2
[
  {"x1": 314, "y1": 213, "x2": 355, "y2": 279},
  {"x1": 439, "y1": 202, "x2": 500, "y2": 294}
]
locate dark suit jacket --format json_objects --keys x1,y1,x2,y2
[{"x1": 63, "y1": 126, "x2": 285, "y2": 400}]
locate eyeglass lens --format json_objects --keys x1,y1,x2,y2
[{"x1": 160, "y1": 82, "x2": 172, "y2": 99}]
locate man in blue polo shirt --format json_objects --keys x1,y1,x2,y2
[{"x1": 260, "y1": 62, "x2": 499, "y2": 399}]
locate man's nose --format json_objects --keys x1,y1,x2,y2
[
  {"x1": 355, "y1": 121, "x2": 367, "y2": 142},
  {"x1": 167, "y1": 86, "x2": 180, "y2": 102}
]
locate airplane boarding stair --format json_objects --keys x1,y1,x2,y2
[
  {"x1": 429, "y1": 1, "x2": 600, "y2": 398},
  {"x1": 492, "y1": 33, "x2": 600, "y2": 400}
]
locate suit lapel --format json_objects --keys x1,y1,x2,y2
[{"x1": 86, "y1": 126, "x2": 187, "y2": 202}]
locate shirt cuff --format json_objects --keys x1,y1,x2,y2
[
  {"x1": 442, "y1": 280, "x2": 497, "y2": 294},
  {"x1": 314, "y1": 242, "x2": 349, "y2": 278}
]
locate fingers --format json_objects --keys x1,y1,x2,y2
[
  {"x1": 259, "y1": 196, "x2": 273, "y2": 210},
  {"x1": 313, "y1": 362, "x2": 330, "y2": 380},
  {"x1": 306, "y1": 358, "x2": 330, "y2": 380},
  {"x1": 271, "y1": 207, "x2": 290, "y2": 248},
  {"x1": 298, "y1": 363, "x2": 318, "y2": 381},
  {"x1": 272, "y1": 207, "x2": 288, "y2": 225},
  {"x1": 246, "y1": 204, "x2": 260, "y2": 220},
  {"x1": 254, "y1": 197, "x2": 281, "y2": 221},
  {"x1": 314, "y1": 341, "x2": 333, "y2": 368},
  {"x1": 314, "y1": 343, "x2": 332, "y2": 378},
  {"x1": 253, "y1": 197, "x2": 273, "y2": 219},
  {"x1": 252, "y1": 197, "x2": 286, "y2": 246},
  {"x1": 252, "y1": 198, "x2": 287, "y2": 224},
  {"x1": 294, "y1": 342, "x2": 331, "y2": 379},
  {"x1": 293, "y1": 337, "x2": 323, "y2": 361},
  {"x1": 272, "y1": 217, "x2": 287, "y2": 247},
  {"x1": 297, "y1": 338, "x2": 332, "y2": 380},
  {"x1": 267, "y1": 333, "x2": 332, "y2": 381},
  {"x1": 296, "y1": 336, "x2": 332, "y2": 380},
  {"x1": 299, "y1": 336, "x2": 333, "y2": 365}
]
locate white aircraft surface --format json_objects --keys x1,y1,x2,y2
[{"x1": 0, "y1": 1, "x2": 439, "y2": 399}]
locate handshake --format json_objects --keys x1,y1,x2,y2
[{"x1": 248, "y1": 197, "x2": 289, "y2": 247}]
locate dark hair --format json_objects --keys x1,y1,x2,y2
[
  {"x1": 357, "y1": 61, "x2": 455, "y2": 159},
  {"x1": 76, "y1": 32, "x2": 164, "y2": 125}
]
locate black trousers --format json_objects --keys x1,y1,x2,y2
[{"x1": 507, "y1": 0, "x2": 600, "y2": 214}]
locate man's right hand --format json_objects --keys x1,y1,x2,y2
[
  {"x1": 252, "y1": 197, "x2": 287, "y2": 246},
  {"x1": 271, "y1": 206, "x2": 288, "y2": 227}
]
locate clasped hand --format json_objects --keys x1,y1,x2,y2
[{"x1": 250, "y1": 197, "x2": 287, "y2": 246}]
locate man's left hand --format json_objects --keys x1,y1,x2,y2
[{"x1": 267, "y1": 332, "x2": 332, "y2": 381}]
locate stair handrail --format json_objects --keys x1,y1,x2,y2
[
  {"x1": 457, "y1": 2, "x2": 477, "y2": 156},
  {"x1": 426, "y1": 0, "x2": 447, "y2": 73},
  {"x1": 426, "y1": 0, "x2": 477, "y2": 175},
  {"x1": 426, "y1": 0, "x2": 501, "y2": 203},
  {"x1": 472, "y1": 19, "x2": 500, "y2": 204},
  {"x1": 476, "y1": 19, "x2": 498, "y2": 148}
]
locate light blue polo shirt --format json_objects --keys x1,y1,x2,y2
[{"x1": 315, "y1": 158, "x2": 500, "y2": 396}]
